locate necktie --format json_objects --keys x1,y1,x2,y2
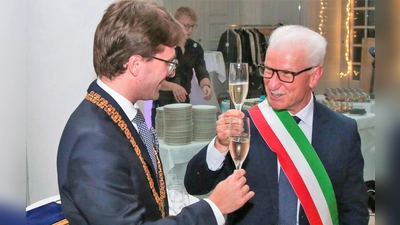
[
  {"x1": 278, "y1": 116, "x2": 301, "y2": 224},
  {"x1": 132, "y1": 109, "x2": 158, "y2": 175},
  {"x1": 292, "y1": 116, "x2": 301, "y2": 124}
]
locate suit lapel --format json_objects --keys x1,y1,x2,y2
[
  {"x1": 311, "y1": 101, "x2": 329, "y2": 154},
  {"x1": 87, "y1": 80, "x2": 160, "y2": 189}
]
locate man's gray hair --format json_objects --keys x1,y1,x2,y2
[{"x1": 268, "y1": 25, "x2": 327, "y2": 66}]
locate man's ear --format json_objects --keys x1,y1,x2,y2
[
  {"x1": 126, "y1": 55, "x2": 142, "y2": 77},
  {"x1": 309, "y1": 66, "x2": 323, "y2": 89}
]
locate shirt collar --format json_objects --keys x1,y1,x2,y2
[
  {"x1": 292, "y1": 93, "x2": 314, "y2": 127},
  {"x1": 96, "y1": 78, "x2": 138, "y2": 121}
]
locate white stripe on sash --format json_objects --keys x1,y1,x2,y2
[{"x1": 258, "y1": 101, "x2": 333, "y2": 224}]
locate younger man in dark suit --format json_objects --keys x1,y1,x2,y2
[{"x1": 56, "y1": 1, "x2": 254, "y2": 224}]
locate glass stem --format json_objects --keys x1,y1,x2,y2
[
  {"x1": 235, "y1": 161, "x2": 241, "y2": 170},
  {"x1": 234, "y1": 104, "x2": 242, "y2": 110}
]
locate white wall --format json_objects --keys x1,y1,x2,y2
[
  {"x1": 0, "y1": 0, "x2": 27, "y2": 206},
  {"x1": 26, "y1": 0, "x2": 115, "y2": 204}
]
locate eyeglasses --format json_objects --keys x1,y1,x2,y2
[
  {"x1": 183, "y1": 24, "x2": 198, "y2": 30},
  {"x1": 150, "y1": 56, "x2": 178, "y2": 76},
  {"x1": 257, "y1": 64, "x2": 317, "y2": 83}
]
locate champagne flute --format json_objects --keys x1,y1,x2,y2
[
  {"x1": 229, "y1": 117, "x2": 250, "y2": 170},
  {"x1": 229, "y1": 63, "x2": 249, "y2": 110}
]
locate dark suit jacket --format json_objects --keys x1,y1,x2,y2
[
  {"x1": 57, "y1": 80, "x2": 217, "y2": 225},
  {"x1": 185, "y1": 101, "x2": 369, "y2": 225},
  {"x1": 217, "y1": 29, "x2": 238, "y2": 69}
]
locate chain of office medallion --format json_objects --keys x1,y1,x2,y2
[{"x1": 85, "y1": 91, "x2": 166, "y2": 218}]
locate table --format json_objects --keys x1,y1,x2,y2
[
  {"x1": 189, "y1": 51, "x2": 227, "y2": 114},
  {"x1": 159, "y1": 140, "x2": 210, "y2": 186},
  {"x1": 352, "y1": 99, "x2": 375, "y2": 113},
  {"x1": 203, "y1": 51, "x2": 227, "y2": 83},
  {"x1": 344, "y1": 113, "x2": 375, "y2": 181},
  {"x1": 26, "y1": 195, "x2": 61, "y2": 211},
  {"x1": 315, "y1": 95, "x2": 376, "y2": 113}
]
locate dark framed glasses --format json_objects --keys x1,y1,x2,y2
[
  {"x1": 257, "y1": 64, "x2": 317, "y2": 83},
  {"x1": 183, "y1": 24, "x2": 198, "y2": 30},
  {"x1": 151, "y1": 56, "x2": 178, "y2": 76}
]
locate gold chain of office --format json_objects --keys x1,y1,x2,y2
[{"x1": 85, "y1": 91, "x2": 166, "y2": 218}]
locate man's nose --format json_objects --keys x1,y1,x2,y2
[{"x1": 265, "y1": 73, "x2": 281, "y2": 89}]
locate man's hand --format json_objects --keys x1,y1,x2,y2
[
  {"x1": 214, "y1": 110, "x2": 245, "y2": 152},
  {"x1": 172, "y1": 84, "x2": 188, "y2": 102},
  {"x1": 208, "y1": 169, "x2": 254, "y2": 214},
  {"x1": 202, "y1": 85, "x2": 213, "y2": 100}
]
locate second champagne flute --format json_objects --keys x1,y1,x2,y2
[
  {"x1": 229, "y1": 117, "x2": 251, "y2": 170},
  {"x1": 229, "y1": 63, "x2": 249, "y2": 110}
]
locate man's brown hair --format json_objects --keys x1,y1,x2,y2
[{"x1": 93, "y1": 0, "x2": 184, "y2": 79}]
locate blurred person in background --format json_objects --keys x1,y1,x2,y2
[{"x1": 151, "y1": 6, "x2": 212, "y2": 126}]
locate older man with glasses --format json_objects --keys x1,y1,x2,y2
[{"x1": 185, "y1": 25, "x2": 369, "y2": 225}]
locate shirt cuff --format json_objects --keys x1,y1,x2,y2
[
  {"x1": 204, "y1": 199, "x2": 225, "y2": 225},
  {"x1": 206, "y1": 137, "x2": 229, "y2": 171}
]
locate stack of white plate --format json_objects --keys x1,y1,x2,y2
[
  {"x1": 192, "y1": 105, "x2": 217, "y2": 141},
  {"x1": 163, "y1": 103, "x2": 193, "y2": 145},
  {"x1": 155, "y1": 107, "x2": 164, "y2": 139}
]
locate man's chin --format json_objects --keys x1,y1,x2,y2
[
  {"x1": 268, "y1": 99, "x2": 286, "y2": 111},
  {"x1": 148, "y1": 92, "x2": 159, "y2": 101}
]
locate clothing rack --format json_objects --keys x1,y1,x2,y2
[
  {"x1": 217, "y1": 24, "x2": 274, "y2": 98},
  {"x1": 219, "y1": 24, "x2": 276, "y2": 66},
  {"x1": 228, "y1": 24, "x2": 282, "y2": 36},
  {"x1": 228, "y1": 23, "x2": 281, "y2": 28}
]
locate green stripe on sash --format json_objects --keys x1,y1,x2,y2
[{"x1": 274, "y1": 109, "x2": 338, "y2": 224}]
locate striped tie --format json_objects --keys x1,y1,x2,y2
[
  {"x1": 278, "y1": 116, "x2": 301, "y2": 224},
  {"x1": 132, "y1": 109, "x2": 158, "y2": 174}
]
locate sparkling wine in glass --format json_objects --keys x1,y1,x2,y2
[
  {"x1": 229, "y1": 117, "x2": 250, "y2": 170},
  {"x1": 229, "y1": 63, "x2": 249, "y2": 110}
]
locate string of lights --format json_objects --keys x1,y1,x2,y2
[
  {"x1": 318, "y1": 0, "x2": 327, "y2": 36},
  {"x1": 338, "y1": 0, "x2": 352, "y2": 78}
]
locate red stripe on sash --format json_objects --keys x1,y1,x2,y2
[{"x1": 249, "y1": 106, "x2": 323, "y2": 224}]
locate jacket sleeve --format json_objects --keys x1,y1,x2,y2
[
  {"x1": 335, "y1": 119, "x2": 370, "y2": 225},
  {"x1": 184, "y1": 144, "x2": 234, "y2": 195},
  {"x1": 192, "y1": 43, "x2": 210, "y2": 86},
  {"x1": 62, "y1": 132, "x2": 218, "y2": 225},
  {"x1": 312, "y1": 103, "x2": 369, "y2": 225}
]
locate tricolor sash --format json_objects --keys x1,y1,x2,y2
[{"x1": 249, "y1": 101, "x2": 338, "y2": 225}]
